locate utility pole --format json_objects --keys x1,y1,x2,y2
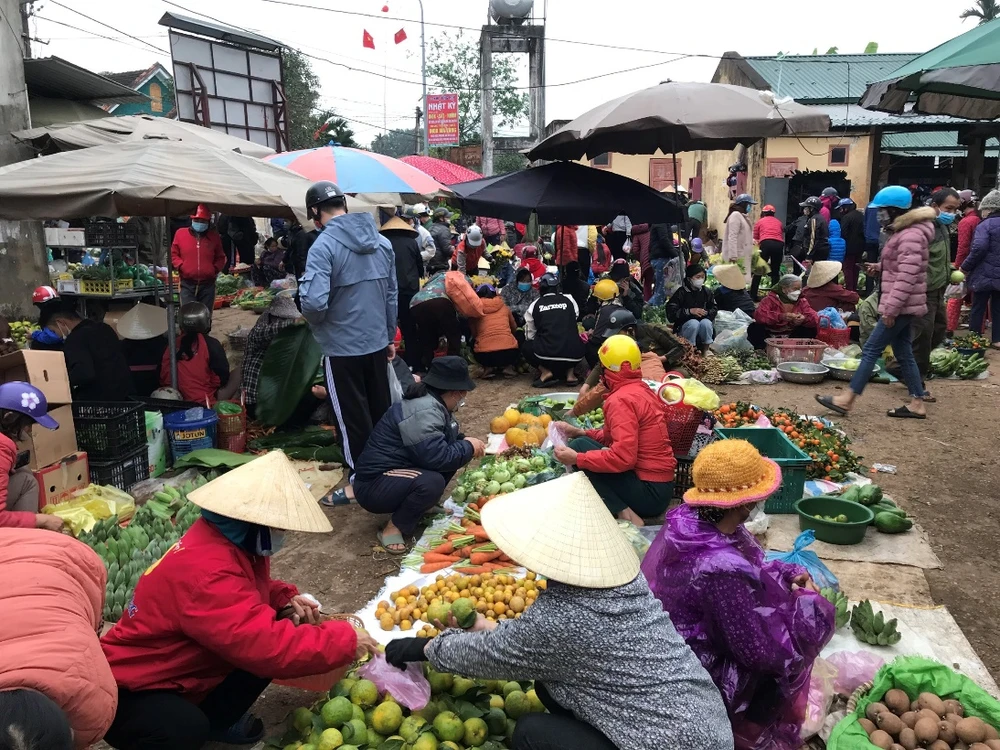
[
  {"x1": 414, "y1": 105, "x2": 422, "y2": 155},
  {"x1": 0, "y1": 0, "x2": 47, "y2": 314},
  {"x1": 20, "y1": 0, "x2": 31, "y2": 58}
]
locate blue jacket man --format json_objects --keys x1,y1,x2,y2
[{"x1": 299, "y1": 181, "x2": 398, "y2": 475}]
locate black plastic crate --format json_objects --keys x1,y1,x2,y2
[
  {"x1": 89, "y1": 445, "x2": 149, "y2": 491},
  {"x1": 72, "y1": 402, "x2": 145, "y2": 462},
  {"x1": 673, "y1": 456, "x2": 694, "y2": 500}
]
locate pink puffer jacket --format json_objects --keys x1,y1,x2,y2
[{"x1": 879, "y1": 207, "x2": 933, "y2": 319}]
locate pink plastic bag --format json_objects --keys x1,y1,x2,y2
[
  {"x1": 356, "y1": 652, "x2": 431, "y2": 710},
  {"x1": 827, "y1": 650, "x2": 886, "y2": 696},
  {"x1": 800, "y1": 657, "x2": 837, "y2": 740}
]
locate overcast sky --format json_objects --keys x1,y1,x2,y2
[{"x1": 28, "y1": 0, "x2": 975, "y2": 147}]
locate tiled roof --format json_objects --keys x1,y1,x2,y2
[
  {"x1": 744, "y1": 54, "x2": 919, "y2": 103},
  {"x1": 102, "y1": 69, "x2": 146, "y2": 87}
]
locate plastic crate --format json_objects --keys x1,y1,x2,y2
[
  {"x1": 89, "y1": 445, "x2": 149, "y2": 491},
  {"x1": 78, "y1": 278, "x2": 133, "y2": 297},
  {"x1": 816, "y1": 327, "x2": 851, "y2": 349},
  {"x1": 164, "y1": 408, "x2": 218, "y2": 463},
  {"x1": 713, "y1": 426, "x2": 811, "y2": 513},
  {"x1": 72, "y1": 402, "x2": 146, "y2": 462},
  {"x1": 765, "y1": 337, "x2": 828, "y2": 365},
  {"x1": 673, "y1": 456, "x2": 694, "y2": 500}
]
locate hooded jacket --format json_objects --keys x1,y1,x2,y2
[
  {"x1": 384, "y1": 229, "x2": 424, "y2": 296},
  {"x1": 171, "y1": 226, "x2": 226, "y2": 283},
  {"x1": 0, "y1": 530, "x2": 118, "y2": 748},
  {"x1": 429, "y1": 220, "x2": 454, "y2": 272},
  {"x1": 962, "y1": 214, "x2": 1000, "y2": 292},
  {"x1": 879, "y1": 207, "x2": 933, "y2": 319},
  {"x1": 470, "y1": 297, "x2": 518, "y2": 353},
  {"x1": 839, "y1": 208, "x2": 866, "y2": 258},
  {"x1": 300, "y1": 212, "x2": 398, "y2": 357},
  {"x1": 803, "y1": 213, "x2": 831, "y2": 262},
  {"x1": 957, "y1": 210, "x2": 981, "y2": 268},
  {"x1": 577, "y1": 364, "x2": 676, "y2": 482},
  {"x1": 666, "y1": 280, "x2": 718, "y2": 330},
  {"x1": 101, "y1": 518, "x2": 358, "y2": 702},
  {"x1": 554, "y1": 225, "x2": 579, "y2": 267},
  {"x1": 828, "y1": 219, "x2": 847, "y2": 262}
]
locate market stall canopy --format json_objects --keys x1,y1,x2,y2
[
  {"x1": 527, "y1": 81, "x2": 832, "y2": 161},
  {"x1": 0, "y1": 140, "x2": 318, "y2": 224},
  {"x1": 399, "y1": 155, "x2": 481, "y2": 185},
  {"x1": 858, "y1": 18, "x2": 1000, "y2": 119},
  {"x1": 13, "y1": 114, "x2": 276, "y2": 158},
  {"x1": 265, "y1": 145, "x2": 450, "y2": 201},
  {"x1": 448, "y1": 161, "x2": 684, "y2": 225}
]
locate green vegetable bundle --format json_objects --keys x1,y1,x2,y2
[
  {"x1": 956, "y1": 353, "x2": 989, "y2": 379},
  {"x1": 850, "y1": 599, "x2": 901, "y2": 646},
  {"x1": 930, "y1": 348, "x2": 962, "y2": 377}
]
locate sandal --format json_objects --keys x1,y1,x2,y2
[
  {"x1": 887, "y1": 406, "x2": 926, "y2": 419},
  {"x1": 814, "y1": 395, "x2": 849, "y2": 416},
  {"x1": 376, "y1": 530, "x2": 408, "y2": 555},
  {"x1": 320, "y1": 487, "x2": 352, "y2": 507},
  {"x1": 532, "y1": 377, "x2": 562, "y2": 388},
  {"x1": 208, "y1": 713, "x2": 264, "y2": 745}
]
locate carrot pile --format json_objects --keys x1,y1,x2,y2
[{"x1": 419, "y1": 518, "x2": 517, "y2": 574}]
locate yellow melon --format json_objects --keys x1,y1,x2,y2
[
  {"x1": 527, "y1": 425, "x2": 547, "y2": 445},
  {"x1": 523, "y1": 430, "x2": 541, "y2": 447},
  {"x1": 539, "y1": 414, "x2": 552, "y2": 427},
  {"x1": 505, "y1": 428, "x2": 529, "y2": 447},
  {"x1": 520, "y1": 413, "x2": 540, "y2": 427},
  {"x1": 490, "y1": 416, "x2": 510, "y2": 434},
  {"x1": 503, "y1": 408, "x2": 521, "y2": 426}
]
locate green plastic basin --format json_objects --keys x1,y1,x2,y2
[{"x1": 794, "y1": 496, "x2": 874, "y2": 545}]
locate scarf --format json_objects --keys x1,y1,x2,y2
[{"x1": 201, "y1": 509, "x2": 279, "y2": 556}]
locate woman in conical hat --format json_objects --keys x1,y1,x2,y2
[
  {"x1": 101, "y1": 452, "x2": 378, "y2": 749},
  {"x1": 384, "y1": 472, "x2": 732, "y2": 750}
]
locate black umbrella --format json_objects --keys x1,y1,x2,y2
[{"x1": 449, "y1": 161, "x2": 683, "y2": 225}]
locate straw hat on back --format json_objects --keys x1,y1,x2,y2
[
  {"x1": 117, "y1": 303, "x2": 168, "y2": 340},
  {"x1": 480, "y1": 472, "x2": 640, "y2": 588},
  {"x1": 187, "y1": 451, "x2": 332, "y2": 533},
  {"x1": 807, "y1": 260, "x2": 842, "y2": 288},
  {"x1": 712, "y1": 264, "x2": 746, "y2": 291}
]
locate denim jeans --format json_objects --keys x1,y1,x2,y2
[
  {"x1": 680, "y1": 318, "x2": 715, "y2": 346},
  {"x1": 850, "y1": 315, "x2": 923, "y2": 398},
  {"x1": 970, "y1": 289, "x2": 1000, "y2": 342},
  {"x1": 649, "y1": 258, "x2": 669, "y2": 305}
]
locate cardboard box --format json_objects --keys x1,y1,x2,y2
[
  {"x1": 33, "y1": 451, "x2": 89, "y2": 508},
  {"x1": 17, "y1": 404, "x2": 77, "y2": 470},
  {"x1": 0, "y1": 350, "x2": 72, "y2": 405}
]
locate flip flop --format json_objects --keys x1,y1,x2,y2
[
  {"x1": 814, "y1": 395, "x2": 849, "y2": 416},
  {"x1": 532, "y1": 377, "x2": 563, "y2": 389},
  {"x1": 376, "y1": 530, "x2": 408, "y2": 555},
  {"x1": 208, "y1": 713, "x2": 264, "y2": 745},
  {"x1": 922, "y1": 393, "x2": 937, "y2": 403},
  {"x1": 320, "y1": 487, "x2": 352, "y2": 507},
  {"x1": 483, "y1": 370, "x2": 499, "y2": 380},
  {"x1": 887, "y1": 406, "x2": 926, "y2": 419}
]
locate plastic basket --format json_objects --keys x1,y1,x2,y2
[
  {"x1": 89, "y1": 445, "x2": 150, "y2": 491},
  {"x1": 215, "y1": 399, "x2": 247, "y2": 454},
  {"x1": 656, "y1": 380, "x2": 703, "y2": 455},
  {"x1": 227, "y1": 329, "x2": 250, "y2": 351},
  {"x1": 164, "y1": 408, "x2": 218, "y2": 463},
  {"x1": 765, "y1": 337, "x2": 828, "y2": 365},
  {"x1": 817, "y1": 327, "x2": 851, "y2": 349},
  {"x1": 79, "y1": 278, "x2": 133, "y2": 297},
  {"x1": 673, "y1": 456, "x2": 694, "y2": 501},
  {"x1": 72, "y1": 402, "x2": 146, "y2": 462},
  {"x1": 713, "y1": 426, "x2": 812, "y2": 513}
]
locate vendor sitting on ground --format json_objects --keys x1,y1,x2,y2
[
  {"x1": 610, "y1": 260, "x2": 645, "y2": 320},
  {"x1": 666, "y1": 265, "x2": 718, "y2": 353},
  {"x1": 642, "y1": 440, "x2": 836, "y2": 750},
  {"x1": 555, "y1": 335, "x2": 675, "y2": 527},
  {"x1": 384, "y1": 472, "x2": 733, "y2": 750},
  {"x1": 522, "y1": 273, "x2": 585, "y2": 388},
  {"x1": 501, "y1": 268, "x2": 540, "y2": 327},
  {"x1": 803, "y1": 260, "x2": 859, "y2": 313},
  {"x1": 161, "y1": 302, "x2": 232, "y2": 405},
  {"x1": 241, "y1": 291, "x2": 303, "y2": 419},
  {"x1": 577, "y1": 309, "x2": 666, "y2": 400},
  {"x1": 101, "y1": 452, "x2": 378, "y2": 749},
  {"x1": 470, "y1": 284, "x2": 520, "y2": 379},
  {"x1": 519, "y1": 244, "x2": 548, "y2": 281},
  {"x1": 712, "y1": 263, "x2": 757, "y2": 317},
  {"x1": 352, "y1": 357, "x2": 485, "y2": 553},
  {"x1": 45, "y1": 305, "x2": 136, "y2": 401},
  {"x1": 250, "y1": 236, "x2": 284, "y2": 288},
  {"x1": 582, "y1": 278, "x2": 623, "y2": 365},
  {"x1": 749, "y1": 273, "x2": 820, "y2": 350},
  {"x1": 117, "y1": 303, "x2": 169, "y2": 398},
  {"x1": 0, "y1": 382, "x2": 64, "y2": 531}
]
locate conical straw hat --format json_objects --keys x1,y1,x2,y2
[
  {"x1": 117, "y1": 303, "x2": 168, "y2": 340},
  {"x1": 807, "y1": 260, "x2": 843, "y2": 288},
  {"x1": 187, "y1": 451, "x2": 332, "y2": 533},
  {"x1": 480, "y1": 472, "x2": 640, "y2": 588},
  {"x1": 712, "y1": 263, "x2": 746, "y2": 291}
]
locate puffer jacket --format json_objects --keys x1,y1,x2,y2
[
  {"x1": 962, "y1": 214, "x2": 1000, "y2": 292},
  {"x1": 879, "y1": 207, "x2": 933, "y2": 319},
  {"x1": 631, "y1": 223, "x2": 652, "y2": 284},
  {"x1": 0, "y1": 529, "x2": 117, "y2": 748},
  {"x1": 554, "y1": 225, "x2": 579, "y2": 267},
  {"x1": 0, "y1": 433, "x2": 34, "y2": 528},
  {"x1": 429, "y1": 221, "x2": 454, "y2": 272},
  {"x1": 470, "y1": 297, "x2": 518, "y2": 353},
  {"x1": 577, "y1": 365, "x2": 676, "y2": 482},
  {"x1": 828, "y1": 219, "x2": 846, "y2": 262}
]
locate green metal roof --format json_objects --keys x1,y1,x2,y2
[
  {"x1": 881, "y1": 131, "x2": 1000, "y2": 156},
  {"x1": 744, "y1": 54, "x2": 919, "y2": 103}
]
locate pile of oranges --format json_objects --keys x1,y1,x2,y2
[
  {"x1": 489, "y1": 408, "x2": 552, "y2": 448},
  {"x1": 374, "y1": 570, "x2": 546, "y2": 638}
]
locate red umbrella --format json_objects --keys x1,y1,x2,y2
[{"x1": 400, "y1": 155, "x2": 480, "y2": 186}]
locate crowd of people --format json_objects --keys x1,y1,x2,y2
[{"x1": 1, "y1": 174, "x2": 995, "y2": 750}]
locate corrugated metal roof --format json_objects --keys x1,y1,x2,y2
[
  {"x1": 805, "y1": 103, "x2": 975, "y2": 129},
  {"x1": 24, "y1": 57, "x2": 147, "y2": 104},
  {"x1": 881, "y1": 131, "x2": 1000, "y2": 156},
  {"x1": 158, "y1": 11, "x2": 281, "y2": 51},
  {"x1": 744, "y1": 54, "x2": 919, "y2": 103}
]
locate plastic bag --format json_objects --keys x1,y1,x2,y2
[
  {"x1": 818, "y1": 307, "x2": 847, "y2": 329},
  {"x1": 827, "y1": 656, "x2": 1000, "y2": 750},
  {"x1": 660, "y1": 374, "x2": 720, "y2": 411},
  {"x1": 714, "y1": 308, "x2": 753, "y2": 335},
  {"x1": 357, "y1": 652, "x2": 431, "y2": 710},
  {"x1": 827, "y1": 650, "x2": 886, "y2": 696},
  {"x1": 388, "y1": 362, "x2": 404, "y2": 404},
  {"x1": 710, "y1": 327, "x2": 752, "y2": 354},
  {"x1": 764, "y1": 530, "x2": 839, "y2": 591},
  {"x1": 622, "y1": 238, "x2": 633, "y2": 255},
  {"x1": 801, "y1": 657, "x2": 837, "y2": 740},
  {"x1": 944, "y1": 281, "x2": 965, "y2": 300}
]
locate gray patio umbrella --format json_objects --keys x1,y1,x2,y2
[
  {"x1": 527, "y1": 81, "x2": 832, "y2": 168},
  {"x1": 858, "y1": 18, "x2": 1000, "y2": 119}
]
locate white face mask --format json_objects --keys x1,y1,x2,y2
[
  {"x1": 691, "y1": 279, "x2": 705, "y2": 290},
  {"x1": 786, "y1": 290, "x2": 802, "y2": 301}
]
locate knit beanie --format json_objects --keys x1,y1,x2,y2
[{"x1": 980, "y1": 189, "x2": 1000, "y2": 214}]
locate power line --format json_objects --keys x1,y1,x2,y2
[
  {"x1": 46, "y1": 0, "x2": 169, "y2": 54},
  {"x1": 35, "y1": 15, "x2": 172, "y2": 57},
  {"x1": 0, "y1": 2, "x2": 24, "y2": 55}
]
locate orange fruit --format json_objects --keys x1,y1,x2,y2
[
  {"x1": 505, "y1": 428, "x2": 529, "y2": 447},
  {"x1": 539, "y1": 414, "x2": 552, "y2": 427},
  {"x1": 490, "y1": 416, "x2": 510, "y2": 434},
  {"x1": 527, "y1": 425, "x2": 547, "y2": 445},
  {"x1": 503, "y1": 408, "x2": 521, "y2": 426}
]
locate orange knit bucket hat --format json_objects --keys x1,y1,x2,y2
[{"x1": 683, "y1": 439, "x2": 782, "y2": 508}]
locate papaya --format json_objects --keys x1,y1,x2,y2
[
  {"x1": 874, "y1": 512, "x2": 912, "y2": 533},
  {"x1": 840, "y1": 486, "x2": 862, "y2": 503},
  {"x1": 859, "y1": 484, "x2": 883, "y2": 505}
]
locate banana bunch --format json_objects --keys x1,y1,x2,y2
[
  {"x1": 8, "y1": 319, "x2": 39, "y2": 349},
  {"x1": 850, "y1": 599, "x2": 902, "y2": 646},
  {"x1": 820, "y1": 587, "x2": 850, "y2": 629}
]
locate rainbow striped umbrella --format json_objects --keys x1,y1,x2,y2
[{"x1": 264, "y1": 146, "x2": 448, "y2": 197}]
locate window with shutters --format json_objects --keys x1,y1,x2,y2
[{"x1": 149, "y1": 82, "x2": 163, "y2": 113}]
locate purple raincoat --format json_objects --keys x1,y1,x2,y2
[{"x1": 641, "y1": 505, "x2": 836, "y2": 750}]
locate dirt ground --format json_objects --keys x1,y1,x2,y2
[{"x1": 168, "y1": 309, "x2": 1000, "y2": 742}]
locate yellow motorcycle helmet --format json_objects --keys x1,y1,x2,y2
[
  {"x1": 593, "y1": 278, "x2": 619, "y2": 301},
  {"x1": 598, "y1": 334, "x2": 641, "y2": 372}
]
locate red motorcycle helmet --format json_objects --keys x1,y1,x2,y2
[{"x1": 32, "y1": 286, "x2": 59, "y2": 305}]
